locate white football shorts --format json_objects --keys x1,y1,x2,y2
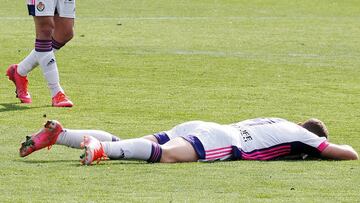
[
  {"x1": 161, "y1": 121, "x2": 240, "y2": 162},
  {"x1": 27, "y1": 0, "x2": 76, "y2": 18}
]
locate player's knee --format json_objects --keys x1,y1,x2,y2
[
  {"x1": 52, "y1": 26, "x2": 74, "y2": 44},
  {"x1": 63, "y1": 29, "x2": 74, "y2": 42},
  {"x1": 36, "y1": 22, "x2": 55, "y2": 38}
]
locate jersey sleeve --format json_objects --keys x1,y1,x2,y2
[
  {"x1": 317, "y1": 140, "x2": 330, "y2": 152},
  {"x1": 292, "y1": 128, "x2": 329, "y2": 157}
]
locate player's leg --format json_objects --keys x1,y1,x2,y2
[
  {"x1": 100, "y1": 138, "x2": 162, "y2": 161},
  {"x1": 6, "y1": 16, "x2": 55, "y2": 104},
  {"x1": 5, "y1": 1, "x2": 46, "y2": 103},
  {"x1": 46, "y1": 8, "x2": 75, "y2": 106},
  {"x1": 56, "y1": 129, "x2": 120, "y2": 149},
  {"x1": 81, "y1": 136, "x2": 198, "y2": 165},
  {"x1": 16, "y1": 0, "x2": 53, "y2": 77},
  {"x1": 80, "y1": 121, "x2": 204, "y2": 165},
  {"x1": 15, "y1": 14, "x2": 75, "y2": 77},
  {"x1": 160, "y1": 137, "x2": 199, "y2": 162},
  {"x1": 103, "y1": 135, "x2": 198, "y2": 162},
  {"x1": 33, "y1": 15, "x2": 74, "y2": 107},
  {"x1": 9, "y1": 16, "x2": 74, "y2": 92},
  {"x1": 17, "y1": 49, "x2": 38, "y2": 78},
  {"x1": 19, "y1": 120, "x2": 121, "y2": 157},
  {"x1": 52, "y1": 15, "x2": 74, "y2": 50},
  {"x1": 32, "y1": 16, "x2": 66, "y2": 101},
  {"x1": 81, "y1": 136, "x2": 161, "y2": 165}
]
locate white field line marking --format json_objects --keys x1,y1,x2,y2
[
  {"x1": 1, "y1": 16, "x2": 359, "y2": 21},
  {"x1": 131, "y1": 49, "x2": 350, "y2": 67},
  {"x1": 133, "y1": 49, "x2": 323, "y2": 58},
  {"x1": 132, "y1": 49, "x2": 360, "y2": 60}
]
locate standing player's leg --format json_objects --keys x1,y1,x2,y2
[
  {"x1": 52, "y1": 15, "x2": 74, "y2": 50},
  {"x1": 34, "y1": 15, "x2": 73, "y2": 107},
  {"x1": 7, "y1": 16, "x2": 56, "y2": 104},
  {"x1": 19, "y1": 120, "x2": 121, "y2": 157},
  {"x1": 7, "y1": 17, "x2": 74, "y2": 83},
  {"x1": 5, "y1": 1, "x2": 45, "y2": 103},
  {"x1": 14, "y1": 15, "x2": 74, "y2": 81},
  {"x1": 46, "y1": 0, "x2": 75, "y2": 107},
  {"x1": 11, "y1": 16, "x2": 74, "y2": 78},
  {"x1": 33, "y1": 16, "x2": 65, "y2": 105}
]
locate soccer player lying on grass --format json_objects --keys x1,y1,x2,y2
[{"x1": 19, "y1": 118, "x2": 358, "y2": 165}]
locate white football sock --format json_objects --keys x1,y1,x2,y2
[
  {"x1": 56, "y1": 129, "x2": 120, "y2": 149},
  {"x1": 17, "y1": 49, "x2": 38, "y2": 76},
  {"x1": 102, "y1": 138, "x2": 155, "y2": 160},
  {"x1": 36, "y1": 51, "x2": 64, "y2": 97},
  {"x1": 17, "y1": 48, "x2": 60, "y2": 77}
]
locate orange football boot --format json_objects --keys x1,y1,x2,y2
[
  {"x1": 6, "y1": 64, "x2": 32, "y2": 103},
  {"x1": 52, "y1": 91, "x2": 73, "y2": 107},
  {"x1": 19, "y1": 120, "x2": 63, "y2": 157},
  {"x1": 80, "y1": 136, "x2": 107, "y2": 165}
]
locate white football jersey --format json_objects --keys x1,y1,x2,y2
[
  {"x1": 228, "y1": 118, "x2": 328, "y2": 160},
  {"x1": 157, "y1": 118, "x2": 328, "y2": 161}
]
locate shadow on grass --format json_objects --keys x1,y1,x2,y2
[
  {"x1": 0, "y1": 102, "x2": 50, "y2": 112},
  {"x1": 14, "y1": 159, "x2": 83, "y2": 167},
  {"x1": 14, "y1": 159, "x2": 76, "y2": 164},
  {"x1": 103, "y1": 160, "x2": 147, "y2": 165},
  {"x1": 15, "y1": 158, "x2": 337, "y2": 167},
  {"x1": 14, "y1": 159, "x2": 147, "y2": 167}
]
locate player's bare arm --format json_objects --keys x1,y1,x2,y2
[{"x1": 321, "y1": 143, "x2": 359, "y2": 160}]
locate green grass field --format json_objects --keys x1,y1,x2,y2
[{"x1": 1, "y1": 0, "x2": 360, "y2": 202}]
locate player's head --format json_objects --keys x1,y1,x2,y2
[{"x1": 300, "y1": 118, "x2": 329, "y2": 139}]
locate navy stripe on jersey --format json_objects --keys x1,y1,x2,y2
[
  {"x1": 290, "y1": 141, "x2": 322, "y2": 158},
  {"x1": 240, "y1": 141, "x2": 322, "y2": 160},
  {"x1": 153, "y1": 132, "x2": 170, "y2": 145},
  {"x1": 181, "y1": 135, "x2": 205, "y2": 159},
  {"x1": 231, "y1": 146, "x2": 242, "y2": 160}
]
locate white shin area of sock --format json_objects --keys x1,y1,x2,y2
[
  {"x1": 56, "y1": 129, "x2": 120, "y2": 149},
  {"x1": 18, "y1": 49, "x2": 38, "y2": 76},
  {"x1": 36, "y1": 51, "x2": 64, "y2": 97},
  {"x1": 102, "y1": 138, "x2": 153, "y2": 160},
  {"x1": 17, "y1": 48, "x2": 59, "y2": 77}
]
